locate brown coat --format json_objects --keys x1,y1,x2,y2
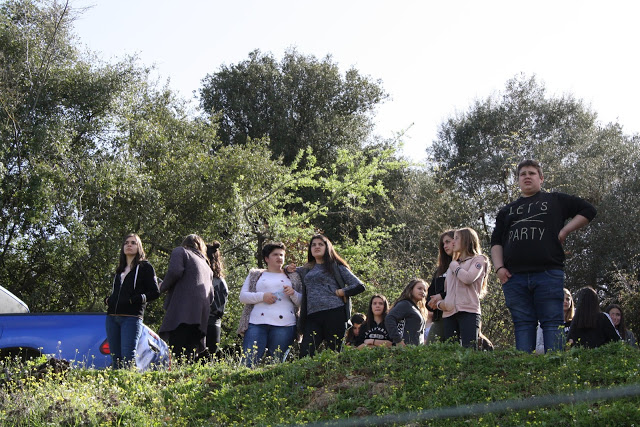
[{"x1": 159, "y1": 246, "x2": 214, "y2": 337}]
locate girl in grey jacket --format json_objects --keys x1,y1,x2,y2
[{"x1": 385, "y1": 279, "x2": 428, "y2": 346}]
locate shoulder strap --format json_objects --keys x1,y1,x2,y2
[
  {"x1": 332, "y1": 263, "x2": 346, "y2": 288},
  {"x1": 298, "y1": 267, "x2": 309, "y2": 281}
]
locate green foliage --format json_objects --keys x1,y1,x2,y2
[
  {"x1": 0, "y1": 0, "x2": 141, "y2": 311},
  {"x1": 199, "y1": 48, "x2": 388, "y2": 165},
  {"x1": 1, "y1": 343, "x2": 639, "y2": 425}
]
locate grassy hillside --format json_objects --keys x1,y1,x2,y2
[{"x1": 1, "y1": 342, "x2": 639, "y2": 426}]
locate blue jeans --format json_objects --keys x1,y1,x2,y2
[
  {"x1": 502, "y1": 270, "x2": 565, "y2": 353},
  {"x1": 242, "y1": 323, "x2": 296, "y2": 367},
  {"x1": 105, "y1": 315, "x2": 143, "y2": 368}
]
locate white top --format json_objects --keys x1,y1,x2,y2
[{"x1": 239, "y1": 272, "x2": 301, "y2": 327}]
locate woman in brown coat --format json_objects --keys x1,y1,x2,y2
[{"x1": 159, "y1": 234, "x2": 214, "y2": 360}]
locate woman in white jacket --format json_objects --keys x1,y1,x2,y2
[
  {"x1": 437, "y1": 227, "x2": 490, "y2": 349},
  {"x1": 237, "y1": 242, "x2": 302, "y2": 367}
]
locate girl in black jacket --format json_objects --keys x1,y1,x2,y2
[
  {"x1": 567, "y1": 287, "x2": 620, "y2": 349},
  {"x1": 426, "y1": 230, "x2": 455, "y2": 344},
  {"x1": 105, "y1": 234, "x2": 159, "y2": 368}
]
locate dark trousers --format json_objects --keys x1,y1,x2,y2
[
  {"x1": 443, "y1": 311, "x2": 481, "y2": 349},
  {"x1": 168, "y1": 323, "x2": 202, "y2": 361},
  {"x1": 300, "y1": 306, "x2": 346, "y2": 357}
]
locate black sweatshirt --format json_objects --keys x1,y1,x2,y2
[
  {"x1": 490, "y1": 191, "x2": 596, "y2": 273},
  {"x1": 106, "y1": 261, "x2": 160, "y2": 318}
]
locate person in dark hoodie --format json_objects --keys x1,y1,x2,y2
[
  {"x1": 358, "y1": 295, "x2": 392, "y2": 348},
  {"x1": 385, "y1": 279, "x2": 428, "y2": 346},
  {"x1": 567, "y1": 287, "x2": 620, "y2": 348},
  {"x1": 105, "y1": 233, "x2": 160, "y2": 369},
  {"x1": 205, "y1": 241, "x2": 228, "y2": 357}
]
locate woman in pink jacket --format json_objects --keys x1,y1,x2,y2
[{"x1": 436, "y1": 227, "x2": 490, "y2": 349}]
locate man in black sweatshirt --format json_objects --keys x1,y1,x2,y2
[{"x1": 490, "y1": 159, "x2": 596, "y2": 353}]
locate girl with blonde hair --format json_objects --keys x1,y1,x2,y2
[{"x1": 437, "y1": 227, "x2": 490, "y2": 349}]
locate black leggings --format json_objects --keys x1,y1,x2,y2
[
  {"x1": 443, "y1": 311, "x2": 481, "y2": 349},
  {"x1": 300, "y1": 306, "x2": 346, "y2": 357}
]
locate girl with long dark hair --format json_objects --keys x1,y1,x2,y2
[
  {"x1": 295, "y1": 234, "x2": 365, "y2": 357},
  {"x1": 605, "y1": 304, "x2": 637, "y2": 347},
  {"x1": 205, "y1": 241, "x2": 228, "y2": 356},
  {"x1": 358, "y1": 295, "x2": 392, "y2": 348},
  {"x1": 105, "y1": 234, "x2": 160, "y2": 368},
  {"x1": 567, "y1": 287, "x2": 620, "y2": 348},
  {"x1": 426, "y1": 230, "x2": 455, "y2": 344}
]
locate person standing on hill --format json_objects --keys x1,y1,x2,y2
[
  {"x1": 490, "y1": 159, "x2": 597, "y2": 353},
  {"x1": 105, "y1": 233, "x2": 160, "y2": 369},
  {"x1": 205, "y1": 241, "x2": 228, "y2": 357},
  {"x1": 437, "y1": 228, "x2": 490, "y2": 349},
  {"x1": 292, "y1": 234, "x2": 366, "y2": 357},
  {"x1": 159, "y1": 234, "x2": 214, "y2": 361},
  {"x1": 237, "y1": 242, "x2": 302, "y2": 367},
  {"x1": 426, "y1": 230, "x2": 455, "y2": 344}
]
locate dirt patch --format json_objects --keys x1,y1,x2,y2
[{"x1": 304, "y1": 375, "x2": 401, "y2": 412}]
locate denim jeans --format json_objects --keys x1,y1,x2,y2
[
  {"x1": 502, "y1": 270, "x2": 565, "y2": 353},
  {"x1": 105, "y1": 315, "x2": 143, "y2": 369},
  {"x1": 242, "y1": 323, "x2": 297, "y2": 367}
]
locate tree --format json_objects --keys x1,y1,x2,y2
[
  {"x1": 199, "y1": 49, "x2": 387, "y2": 165},
  {"x1": 0, "y1": 0, "x2": 141, "y2": 310}
]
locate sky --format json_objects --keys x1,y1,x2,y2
[{"x1": 72, "y1": 0, "x2": 640, "y2": 163}]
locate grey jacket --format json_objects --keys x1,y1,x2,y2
[
  {"x1": 385, "y1": 299, "x2": 426, "y2": 345},
  {"x1": 159, "y1": 246, "x2": 214, "y2": 336}
]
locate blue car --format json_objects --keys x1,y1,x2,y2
[{"x1": 0, "y1": 285, "x2": 170, "y2": 371}]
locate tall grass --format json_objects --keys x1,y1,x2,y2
[{"x1": 1, "y1": 342, "x2": 639, "y2": 426}]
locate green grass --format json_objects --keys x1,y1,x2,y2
[{"x1": 1, "y1": 342, "x2": 639, "y2": 426}]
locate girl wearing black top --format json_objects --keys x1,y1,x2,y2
[
  {"x1": 605, "y1": 304, "x2": 637, "y2": 347},
  {"x1": 358, "y1": 295, "x2": 392, "y2": 348},
  {"x1": 205, "y1": 241, "x2": 228, "y2": 357},
  {"x1": 345, "y1": 313, "x2": 366, "y2": 346},
  {"x1": 426, "y1": 230, "x2": 454, "y2": 344},
  {"x1": 567, "y1": 287, "x2": 620, "y2": 348},
  {"x1": 105, "y1": 234, "x2": 160, "y2": 368}
]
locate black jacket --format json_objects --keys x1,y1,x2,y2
[
  {"x1": 426, "y1": 274, "x2": 446, "y2": 321},
  {"x1": 106, "y1": 261, "x2": 160, "y2": 318}
]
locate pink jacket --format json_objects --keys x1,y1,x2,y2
[{"x1": 440, "y1": 255, "x2": 488, "y2": 317}]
